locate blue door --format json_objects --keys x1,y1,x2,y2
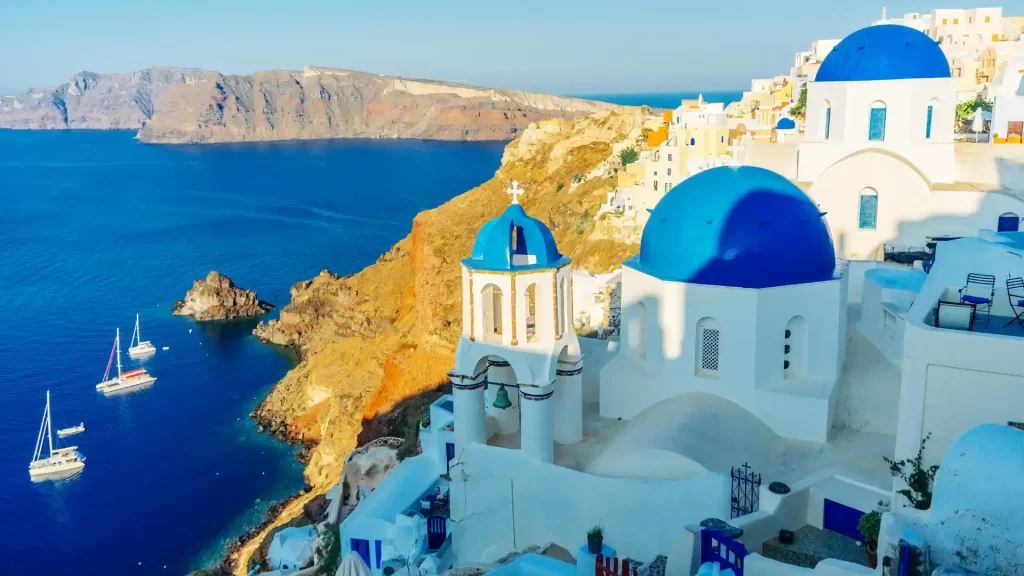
[
  {"x1": 446, "y1": 442, "x2": 455, "y2": 473},
  {"x1": 375, "y1": 540, "x2": 382, "y2": 569},
  {"x1": 351, "y1": 538, "x2": 371, "y2": 568},
  {"x1": 823, "y1": 499, "x2": 867, "y2": 542},
  {"x1": 998, "y1": 214, "x2": 1020, "y2": 232},
  {"x1": 427, "y1": 515, "x2": 447, "y2": 550}
]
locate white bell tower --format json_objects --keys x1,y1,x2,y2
[{"x1": 449, "y1": 182, "x2": 584, "y2": 464}]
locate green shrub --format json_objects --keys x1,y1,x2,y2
[
  {"x1": 884, "y1": 433, "x2": 940, "y2": 510},
  {"x1": 858, "y1": 510, "x2": 881, "y2": 543},
  {"x1": 619, "y1": 147, "x2": 639, "y2": 167}
]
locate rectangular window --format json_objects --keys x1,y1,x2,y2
[
  {"x1": 942, "y1": 18, "x2": 947, "y2": 24},
  {"x1": 667, "y1": 168, "x2": 672, "y2": 176},
  {"x1": 699, "y1": 327, "x2": 720, "y2": 374},
  {"x1": 721, "y1": 136, "x2": 725, "y2": 143},
  {"x1": 985, "y1": 16, "x2": 990, "y2": 23},
  {"x1": 666, "y1": 183, "x2": 672, "y2": 192},
  {"x1": 953, "y1": 18, "x2": 958, "y2": 24},
  {"x1": 668, "y1": 153, "x2": 672, "y2": 161},
  {"x1": 654, "y1": 180, "x2": 658, "y2": 192},
  {"x1": 859, "y1": 194, "x2": 878, "y2": 229},
  {"x1": 825, "y1": 108, "x2": 831, "y2": 140},
  {"x1": 926, "y1": 105, "x2": 934, "y2": 139},
  {"x1": 869, "y1": 108, "x2": 887, "y2": 141}
]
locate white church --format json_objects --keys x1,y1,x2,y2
[{"x1": 332, "y1": 24, "x2": 1024, "y2": 576}]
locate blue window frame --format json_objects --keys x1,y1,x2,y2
[
  {"x1": 825, "y1": 107, "x2": 831, "y2": 140},
  {"x1": 869, "y1": 107, "x2": 887, "y2": 141},
  {"x1": 926, "y1": 105, "x2": 934, "y2": 139},
  {"x1": 859, "y1": 191, "x2": 878, "y2": 229}
]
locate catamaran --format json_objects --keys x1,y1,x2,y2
[
  {"x1": 128, "y1": 313, "x2": 156, "y2": 357},
  {"x1": 57, "y1": 423, "x2": 86, "y2": 438},
  {"x1": 96, "y1": 328, "x2": 157, "y2": 394},
  {"x1": 30, "y1": 391, "x2": 86, "y2": 479}
]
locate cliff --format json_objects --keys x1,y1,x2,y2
[
  {"x1": 0, "y1": 68, "x2": 206, "y2": 129},
  {"x1": 173, "y1": 271, "x2": 273, "y2": 321},
  {"x1": 136, "y1": 67, "x2": 615, "y2": 143},
  {"x1": 2, "y1": 67, "x2": 612, "y2": 142}
]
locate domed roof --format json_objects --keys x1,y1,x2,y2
[
  {"x1": 816, "y1": 25, "x2": 951, "y2": 83},
  {"x1": 776, "y1": 117, "x2": 796, "y2": 130},
  {"x1": 463, "y1": 203, "x2": 569, "y2": 272},
  {"x1": 629, "y1": 166, "x2": 836, "y2": 288}
]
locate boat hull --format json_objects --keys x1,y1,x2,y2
[
  {"x1": 57, "y1": 425, "x2": 86, "y2": 438},
  {"x1": 128, "y1": 341, "x2": 156, "y2": 357},
  {"x1": 99, "y1": 375, "x2": 157, "y2": 394},
  {"x1": 29, "y1": 455, "x2": 86, "y2": 478}
]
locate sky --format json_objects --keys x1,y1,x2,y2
[{"x1": 0, "y1": 1, "x2": 941, "y2": 96}]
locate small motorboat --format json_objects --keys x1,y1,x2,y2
[{"x1": 57, "y1": 423, "x2": 86, "y2": 438}]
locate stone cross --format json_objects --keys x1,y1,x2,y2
[{"x1": 507, "y1": 180, "x2": 525, "y2": 205}]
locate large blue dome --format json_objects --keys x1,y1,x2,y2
[
  {"x1": 463, "y1": 203, "x2": 569, "y2": 272},
  {"x1": 816, "y1": 25, "x2": 951, "y2": 82},
  {"x1": 629, "y1": 166, "x2": 836, "y2": 288}
]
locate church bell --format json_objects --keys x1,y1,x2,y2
[{"x1": 493, "y1": 384, "x2": 512, "y2": 410}]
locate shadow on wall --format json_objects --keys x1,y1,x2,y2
[{"x1": 357, "y1": 381, "x2": 449, "y2": 455}]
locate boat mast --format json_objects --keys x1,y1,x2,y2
[
  {"x1": 33, "y1": 394, "x2": 47, "y2": 462},
  {"x1": 116, "y1": 328, "x2": 122, "y2": 378},
  {"x1": 135, "y1": 314, "x2": 141, "y2": 346},
  {"x1": 46, "y1": 390, "x2": 53, "y2": 458}
]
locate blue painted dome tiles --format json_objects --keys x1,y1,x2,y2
[
  {"x1": 816, "y1": 25, "x2": 951, "y2": 83},
  {"x1": 463, "y1": 203, "x2": 569, "y2": 272}
]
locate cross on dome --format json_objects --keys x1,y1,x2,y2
[{"x1": 507, "y1": 180, "x2": 525, "y2": 205}]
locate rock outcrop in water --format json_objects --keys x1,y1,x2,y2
[
  {"x1": 2, "y1": 66, "x2": 614, "y2": 143},
  {"x1": 173, "y1": 271, "x2": 273, "y2": 321}
]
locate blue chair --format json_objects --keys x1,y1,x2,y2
[
  {"x1": 1006, "y1": 277, "x2": 1024, "y2": 329},
  {"x1": 959, "y1": 273, "x2": 996, "y2": 327}
]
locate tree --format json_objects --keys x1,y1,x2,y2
[
  {"x1": 884, "y1": 433, "x2": 940, "y2": 510},
  {"x1": 619, "y1": 146, "x2": 639, "y2": 167},
  {"x1": 789, "y1": 86, "x2": 808, "y2": 118},
  {"x1": 955, "y1": 95, "x2": 993, "y2": 127}
]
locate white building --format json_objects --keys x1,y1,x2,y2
[
  {"x1": 873, "y1": 9, "x2": 932, "y2": 34},
  {"x1": 671, "y1": 94, "x2": 728, "y2": 129},
  {"x1": 991, "y1": 56, "x2": 1024, "y2": 141}
]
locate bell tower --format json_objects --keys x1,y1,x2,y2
[{"x1": 449, "y1": 182, "x2": 584, "y2": 464}]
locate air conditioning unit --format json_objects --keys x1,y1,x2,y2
[{"x1": 380, "y1": 557, "x2": 407, "y2": 576}]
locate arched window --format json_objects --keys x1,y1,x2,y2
[
  {"x1": 695, "y1": 317, "x2": 720, "y2": 378},
  {"x1": 926, "y1": 98, "x2": 939, "y2": 139},
  {"x1": 628, "y1": 301, "x2": 648, "y2": 360},
  {"x1": 525, "y1": 283, "x2": 537, "y2": 341},
  {"x1": 558, "y1": 276, "x2": 568, "y2": 337},
  {"x1": 869, "y1": 101, "x2": 887, "y2": 141},
  {"x1": 823, "y1": 100, "x2": 832, "y2": 140},
  {"x1": 481, "y1": 284, "x2": 503, "y2": 342},
  {"x1": 859, "y1": 188, "x2": 878, "y2": 230},
  {"x1": 690, "y1": 137, "x2": 696, "y2": 146},
  {"x1": 784, "y1": 316, "x2": 807, "y2": 380},
  {"x1": 998, "y1": 212, "x2": 1021, "y2": 232}
]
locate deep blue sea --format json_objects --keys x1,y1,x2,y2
[
  {"x1": 0, "y1": 130, "x2": 505, "y2": 575},
  {"x1": 576, "y1": 90, "x2": 744, "y2": 109}
]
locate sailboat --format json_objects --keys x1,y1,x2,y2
[
  {"x1": 96, "y1": 328, "x2": 157, "y2": 394},
  {"x1": 29, "y1": 391, "x2": 86, "y2": 479},
  {"x1": 128, "y1": 314, "x2": 156, "y2": 357}
]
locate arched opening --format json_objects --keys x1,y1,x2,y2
[
  {"x1": 869, "y1": 101, "x2": 887, "y2": 141},
  {"x1": 689, "y1": 137, "x2": 696, "y2": 146},
  {"x1": 784, "y1": 316, "x2": 807, "y2": 380},
  {"x1": 525, "y1": 283, "x2": 537, "y2": 342},
  {"x1": 695, "y1": 317, "x2": 720, "y2": 379},
  {"x1": 926, "y1": 98, "x2": 939, "y2": 139},
  {"x1": 823, "y1": 100, "x2": 832, "y2": 140},
  {"x1": 859, "y1": 188, "x2": 878, "y2": 230},
  {"x1": 481, "y1": 284, "x2": 503, "y2": 342},
  {"x1": 557, "y1": 276, "x2": 569, "y2": 337},
  {"x1": 998, "y1": 212, "x2": 1021, "y2": 232},
  {"x1": 628, "y1": 301, "x2": 648, "y2": 360}
]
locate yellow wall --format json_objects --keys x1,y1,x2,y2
[{"x1": 647, "y1": 126, "x2": 668, "y2": 147}]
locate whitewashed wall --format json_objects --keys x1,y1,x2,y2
[{"x1": 450, "y1": 443, "x2": 730, "y2": 568}]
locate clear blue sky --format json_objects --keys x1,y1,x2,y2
[{"x1": 0, "y1": 1, "x2": 934, "y2": 95}]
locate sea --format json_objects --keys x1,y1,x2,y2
[
  {"x1": 576, "y1": 90, "x2": 744, "y2": 109},
  {"x1": 0, "y1": 130, "x2": 506, "y2": 575}
]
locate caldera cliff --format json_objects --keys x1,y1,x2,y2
[{"x1": 234, "y1": 108, "x2": 645, "y2": 571}]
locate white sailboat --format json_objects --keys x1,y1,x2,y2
[
  {"x1": 96, "y1": 328, "x2": 157, "y2": 394},
  {"x1": 29, "y1": 391, "x2": 86, "y2": 479},
  {"x1": 128, "y1": 314, "x2": 156, "y2": 357}
]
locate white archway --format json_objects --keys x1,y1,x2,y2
[{"x1": 481, "y1": 284, "x2": 503, "y2": 342}]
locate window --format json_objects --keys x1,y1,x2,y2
[
  {"x1": 525, "y1": 283, "x2": 537, "y2": 341},
  {"x1": 721, "y1": 136, "x2": 725, "y2": 143},
  {"x1": 869, "y1": 102, "x2": 887, "y2": 141},
  {"x1": 985, "y1": 16, "x2": 991, "y2": 22},
  {"x1": 690, "y1": 137, "x2": 696, "y2": 146},
  {"x1": 667, "y1": 153, "x2": 672, "y2": 161},
  {"x1": 926, "y1": 105, "x2": 934, "y2": 139},
  {"x1": 628, "y1": 301, "x2": 648, "y2": 360},
  {"x1": 696, "y1": 318, "x2": 720, "y2": 378},
  {"x1": 481, "y1": 284, "x2": 503, "y2": 341},
  {"x1": 667, "y1": 168, "x2": 672, "y2": 176},
  {"x1": 654, "y1": 180, "x2": 658, "y2": 192},
  {"x1": 824, "y1": 104, "x2": 832, "y2": 140},
  {"x1": 998, "y1": 213, "x2": 1020, "y2": 232},
  {"x1": 942, "y1": 18, "x2": 947, "y2": 24},
  {"x1": 784, "y1": 317, "x2": 807, "y2": 380},
  {"x1": 859, "y1": 189, "x2": 878, "y2": 230},
  {"x1": 665, "y1": 183, "x2": 672, "y2": 192},
  {"x1": 953, "y1": 18, "x2": 958, "y2": 24}
]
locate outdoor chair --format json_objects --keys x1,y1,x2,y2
[
  {"x1": 1006, "y1": 277, "x2": 1024, "y2": 329},
  {"x1": 959, "y1": 273, "x2": 996, "y2": 327}
]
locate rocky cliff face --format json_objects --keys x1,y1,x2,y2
[
  {"x1": 136, "y1": 67, "x2": 616, "y2": 144},
  {"x1": 0, "y1": 68, "x2": 206, "y2": 129},
  {"x1": 173, "y1": 271, "x2": 273, "y2": 321}
]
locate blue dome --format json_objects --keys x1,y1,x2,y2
[
  {"x1": 629, "y1": 166, "x2": 836, "y2": 288},
  {"x1": 463, "y1": 203, "x2": 569, "y2": 272},
  {"x1": 776, "y1": 117, "x2": 796, "y2": 130},
  {"x1": 816, "y1": 25, "x2": 951, "y2": 82}
]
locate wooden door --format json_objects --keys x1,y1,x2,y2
[{"x1": 1008, "y1": 121, "x2": 1023, "y2": 140}]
